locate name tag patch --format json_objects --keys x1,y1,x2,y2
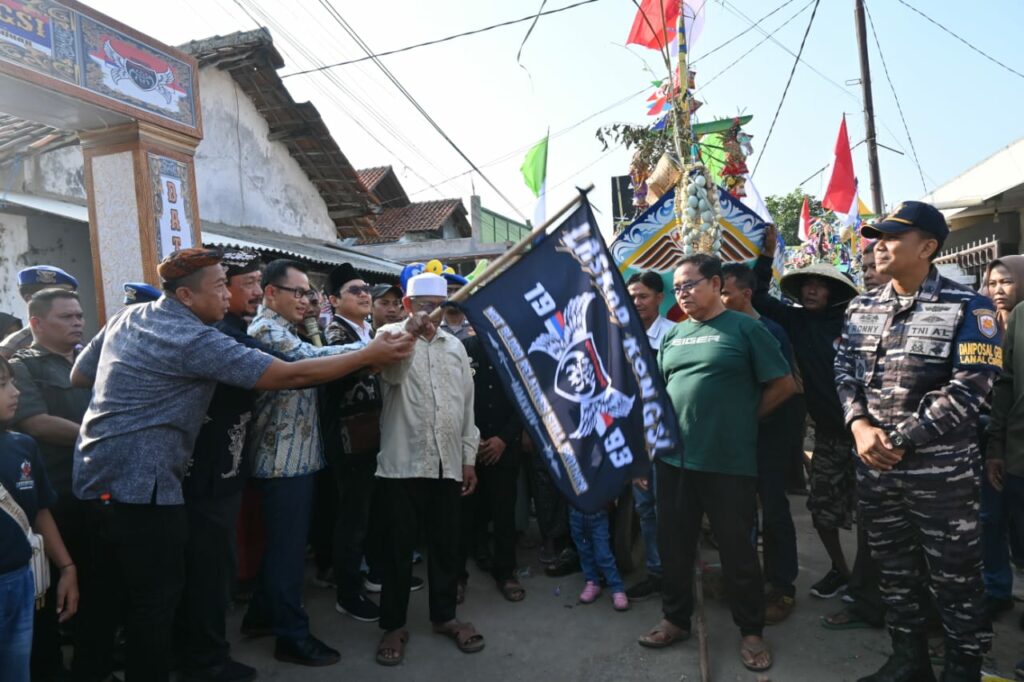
[
  {"x1": 906, "y1": 324, "x2": 955, "y2": 340},
  {"x1": 958, "y1": 341, "x2": 1003, "y2": 368},
  {"x1": 849, "y1": 312, "x2": 885, "y2": 337}
]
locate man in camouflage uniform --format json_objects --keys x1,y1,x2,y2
[{"x1": 835, "y1": 201, "x2": 1002, "y2": 682}]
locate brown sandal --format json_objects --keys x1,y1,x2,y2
[
  {"x1": 740, "y1": 640, "x2": 773, "y2": 672},
  {"x1": 497, "y1": 578, "x2": 526, "y2": 602},
  {"x1": 376, "y1": 629, "x2": 408, "y2": 666},
  {"x1": 432, "y1": 620, "x2": 485, "y2": 653},
  {"x1": 637, "y1": 620, "x2": 691, "y2": 649}
]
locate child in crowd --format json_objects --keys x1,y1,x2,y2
[
  {"x1": 569, "y1": 506, "x2": 628, "y2": 611},
  {"x1": 0, "y1": 355, "x2": 78, "y2": 681}
]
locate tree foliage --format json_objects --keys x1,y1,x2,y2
[
  {"x1": 764, "y1": 188, "x2": 827, "y2": 246},
  {"x1": 595, "y1": 122, "x2": 674, "y2": 173}
]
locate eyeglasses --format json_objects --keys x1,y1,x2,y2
[
  {"x1": 343, "y1": 284, "x2": 373, "y2": 296},
  {"x1": 274, "y1": 284, "x2": 314, "y2": 299},
  {"x1": 673, "y1": 278, "x2": 707, "y2": 295},
  {"x1": 409, "y1": 299, "x2": 441, "y2": 313}
]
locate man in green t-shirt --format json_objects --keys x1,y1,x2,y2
[{"x1": 637, "y1": 254, "x2": 795, "y2": 674}]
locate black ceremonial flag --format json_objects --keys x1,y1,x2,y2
[{"x1": 458, "y1": 195, "x2": 681, "y2": 512}]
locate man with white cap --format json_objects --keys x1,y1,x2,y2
[{"x1": 373, "y1": 272, "x2": 482, "y2": 667}]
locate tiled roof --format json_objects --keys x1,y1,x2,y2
[
  {"x1": 357, "y1": 199, "x2": 467, "y2": 245},
  {"x1": 356, "y1": 166, "x2": 390, "y2": 192}
]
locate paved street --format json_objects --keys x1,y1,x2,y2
[{"x1": 224, "y1": 497, "x2": 1024, "y2": 682}]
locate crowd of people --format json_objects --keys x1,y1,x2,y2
[{"x1": 0, "y1": 198, "x2": 1021, "y2": 681}]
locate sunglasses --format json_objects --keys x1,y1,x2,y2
[{"x1": 343, "y1": 284, "x2": 373, "y2": 296}]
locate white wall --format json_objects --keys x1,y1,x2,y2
[
  {"x1": 0, "y1": 213, "x2": 29, "y2": 319},
  {"x1": 193, "y1": 67, "x2": 337, "y2": 242}
]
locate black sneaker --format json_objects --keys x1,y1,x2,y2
[
  {"x1": 363, "y1": 572, "x2": 382, "y2": 593},
  {"x1": 544, "y1": 548, "x2": 581, "y2": 577},
  {"x1": 809, "y1": 569, "x2": 848, "y2": 599},
  {"x1": 274, "y1": 635, "x2": 340, "y2": 667},
  {"x1": 180, "y1": 658, "x2": 258, "y2": 682},
  {"x1": 625, "y1": 575, "x2": 661, "y2": 602},
  {"x1": 240, "y1": 610, "x2": 272, "y2": 638},
  {"x1": 410, "y1": 576, "x2": 425, "y2": 592},
  {"x1": 336, "y1": 594, "x2": 380, "y2": 622}
]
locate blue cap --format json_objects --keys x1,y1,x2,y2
[
  {"x1": 123, "y1": 282, "x2": 162, "y2": 305},
  {"x1": 17, "y1": 265, "x2": 78, "y2": 290},
  {"x1": 861, "y1": 201, "x2": 949, "y2": 247}
]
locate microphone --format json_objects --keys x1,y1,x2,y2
[{"x1": 303, "y1": 316, "x2": 323, "y2": 347}]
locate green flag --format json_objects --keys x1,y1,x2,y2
[{"x1": 520, "y1": 135, "x2": 548, "y2": 198}]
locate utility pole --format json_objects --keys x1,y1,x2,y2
[{"x1": 854, "y1": 0, "x2": 884, "y2": 215}]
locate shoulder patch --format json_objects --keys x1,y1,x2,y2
[{"x1": 974, "y1": 308, "x2": 998, "y2": 339}]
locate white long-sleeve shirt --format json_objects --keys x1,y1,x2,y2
[{"x1": 377, "y1": 323, "x2": 479, "y2": 481}]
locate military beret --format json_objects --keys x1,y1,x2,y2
[
  {"x1": 442, "y1": 272, "x2": 469, "y2": 288},
  {"x1": 158, "y1": 247, "x2": 224, "y2": 283},
  {"x1": 221, "y1": 249, "x2": 261, "y2": 279},
  {"x1": 18, "y1": 265, "x2": 78, "y2": 290},
  {"x1": 123, "y1": 282, "x2": 162, "y2": 305}
]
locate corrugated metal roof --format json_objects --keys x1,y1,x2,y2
[{"x1": 202, "y1": 222, "x2": 403, "y2": 276}]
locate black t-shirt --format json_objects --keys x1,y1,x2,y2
[{"x1": 0, "y1": 431, "x2": 56, "y2": 574}]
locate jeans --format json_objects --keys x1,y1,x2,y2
[
  {"x1": 0, "y1": 564, "x2": 33, "y2": 682},
  {"x1": 633, "y1": 466, "x2": 661, "y2": 578},
  {"x1": 247, "y1": 474, "x2": 316, "y2": 641},
  {"x1": 569, "y1": 508, "x2": 624, "y2": 592},
  {"x1": 981, "y1": 472, "x2": 1024, "y2": 600}
]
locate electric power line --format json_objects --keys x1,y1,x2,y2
[
  {"x1": 897, "y1": 0, "x2": 1024, "y2": 82},
  {"x1": 863, "y1": 2, "x2": 927, "y2": 194},
  {"x1": 281, "y1": 0, "x2": 602, "y2": 79},
  {"x1": 751, "y1": 0, "x2": 822, "y2": 177},
  {"x1": 316, "y1": 0, "x2": 530, "y2": 221},
  {"x1": 698, "y1": 0, "x2": 815, "y2": 91},
  {"x1": 690, "y1": 0, "x2": 797, "y2": 65}
]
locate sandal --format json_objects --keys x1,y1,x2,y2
[
  {"x1": 740, "y1": 639, "x2": 773, "y2": 672},
  {"x1": 497, "y1": 578, "x2": 526, "y2": 602},
  {"x1": 821, "y1": 609, "x2": 877, "y2": 630},
  {"x1": 432, "y1": 620, "x2": 485, "y2": 653},
  {"x1": 637, "y1": 620, "x2": 691, "y2": 649},
  {"x1": 376, "y1": 629, "x2": 408, "y2": 667}
]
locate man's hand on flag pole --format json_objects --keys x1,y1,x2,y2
[{"x1": 404, "y1": 310, "x2": 435, "y2": 339}]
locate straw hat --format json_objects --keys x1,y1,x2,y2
[{"x1": 780, "y1": 262, "x2": 859, "y2": 305}]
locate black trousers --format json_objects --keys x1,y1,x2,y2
[
  {"x1": 657, "y1": 461, "x2": 765, "y2": 637},
  {"x1": 31, "y1": 495, "x2": 87, "y2": 680},
  {"x1": 331, "y1": 452, "x2": 378, "y2": 601},
  {"x1": 72, "y1": 501, "x2": 188, "y2": 682},
  {"x1": 179, "y1": 493, "x2": 243, "y2": 670},
  {"x1": 311, "y1": 466, "x2": 338, "y2": 573},
  {"x1": 378, "y1": 477, "x2": 461, "y2": 631},
  {"x1": 460, "y1": 463, "x2": 519, "y2": 583},
  {"x1": 530, "y1": 448, "x2": 569, "y2": 545}
]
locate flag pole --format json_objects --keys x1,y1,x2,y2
[{"x1": 428, "y1": 184, "x2": 595, "y2": 322}]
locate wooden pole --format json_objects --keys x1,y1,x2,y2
[
  {"x1": 854, "y1": 0, "x2": 884, "y2": 215},
  {"x1": 427, "y1": 184, "x2": 595, "y2": 322}
]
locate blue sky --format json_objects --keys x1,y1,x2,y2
[{"x1": 92, "y1": 0, "x2": 1024, "y2": 235}]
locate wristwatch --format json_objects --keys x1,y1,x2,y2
[{"x1": 888, "y1": 430, "x2": 911, "y2": 451}]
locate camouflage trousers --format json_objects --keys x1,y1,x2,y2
[
  {"x1": 857, "y1": 448, "x2": 992, "y2": 657},
  {"x1": 807, "y1": 431, "x2": 855, "y2": 531}
]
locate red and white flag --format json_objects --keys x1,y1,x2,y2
[
  {"x1": 798, "y1": 196, "x2": 813, "y2": 242},
  {"x1": 822, "y1": 116, "x2": 861, "y2": 226}
]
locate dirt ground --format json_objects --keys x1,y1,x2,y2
[{"x1": 221, "y1": 495, "x2": 1024, "y2": 682}]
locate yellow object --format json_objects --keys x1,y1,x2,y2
[
  {"x1": 425, "y1": 259, "x2": 443, "y2": 275},
  {"x1": 466, "y1": 259, "x2": 489, "y2": 281},
  {"x1": 443, "y1": 266, "x2": 455, "y2": 274}
]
